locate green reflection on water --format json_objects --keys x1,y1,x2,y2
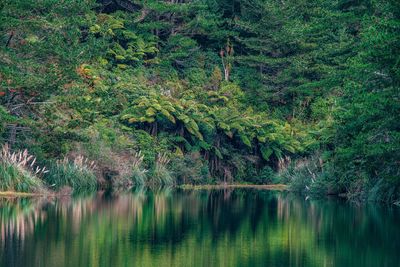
[{"x1": 0, "y1": 189, "x2": 399, "y2": 267}]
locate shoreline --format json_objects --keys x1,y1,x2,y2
[
  {"x1": 178, "y1": 184, "x2": 287, "y2": 190},
  {"x1": 0, "y1": 184, "x2": 287, "y2": 197},
  {"x1": 0, "y1": 191, "x2": 47, "y2": 197}
]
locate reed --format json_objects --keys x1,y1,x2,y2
[
  {"x1": 149, "y1": 153, "x2": 174, "y2": 186},
  {"x1": 0, "y1": 144, "x2": 45, "y2": 192},
  {"x1": 130, "y1": 151, "x2": 148, "y2": 185},
  {"x1": 45, "y1": 155, "x2": 97, "y2": 189}
]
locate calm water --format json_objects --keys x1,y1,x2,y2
[{"x1": 0, "y1": 189, "x2": 399, "y2": 267}]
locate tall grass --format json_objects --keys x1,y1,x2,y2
[
  {"x1": 45, "y1": 155, "x2": 97, "y2": 189},
  {"x1": 130, "y1": 152, "x2": 173, "y2": 187},
  {"x1": 130, "y1": 151, "x2": 148, "y2": 186},
  {"x1": 148, "y1": 153, "x2": 174, "y2": 186},
  {"x1": 0, "y1": 144, "x2": 45, "y2": 192}
]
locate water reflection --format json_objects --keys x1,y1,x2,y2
[{"x1": 0, "y1": 189, "x2": 399, "y2": 267}]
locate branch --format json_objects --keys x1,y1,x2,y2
[
  {"x1": 5, "y1": 31, "x2": 14, "y2": 47},
  {"x1": 134, "y1": 8, "x2": 149, "y2": 23}
]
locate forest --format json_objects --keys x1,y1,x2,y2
[{"x1": 0, "y1": 0, "x2": 399, "y2": 203}]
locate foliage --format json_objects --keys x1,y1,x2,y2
[
  {"x1": 0, "y1": 105, "x2": 16, "y2": 135},
  {"x1": 251, "y1": 166, "x2": 277, "y2": 185},
  {"x1": 90, "y1": 13, "x2": 158, "y2": 68},
  {"x1": 45, "y1": 155, "x2": 97, "y2": 190},
  {"x1": 130, "y1": 151, "x2": 148, "y2": 186},
  {"x1": 170, "y1": 152, "x2": 211, "y2": 185},
  {"x1": 0, "y1": 144, "x2": 45, "y2": 192},
  {"x1": 280, "y1": 154, "x2": 338, "y2": 196},
  {"x1": 328, "y1": 1, "x2": 400, "y2": 202},
  {"x1": 148, "y1": 153, "x2": 174, "y2": 186},
  {"x1": 0, "y1": 0, "x2": 398, "y2": 200}
]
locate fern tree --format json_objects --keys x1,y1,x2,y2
[{"x1": 90, "y1": 13, "x2": 158, "y2": 68}]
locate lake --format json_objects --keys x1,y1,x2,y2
[{"x1": 0, "y1": 188, "x2": 399, "y2": 267}]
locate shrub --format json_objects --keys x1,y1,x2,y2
[
  {"x1": 257, "y1": 166, "x2": 278, "y2": 184},
  {"x1": 367, "y1": 179, "x2": 400, "y2": 203},
  {"x1": 280, "y1": 154, "x2": 337, "y2": 196},
  {"x1": 344, "y1": 178, "x2": 399, "y2": 204},
  {"x1": 170, "y1": 152, "x2": 210, "y2": 184},
  {"x1": 0, "y1": 106, "x2": 16, "y2": 135}
]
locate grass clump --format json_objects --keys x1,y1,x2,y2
[
  {"x1": 45, "y1": 155, "x2": 97, "y2": 190},
  {"x1": 130, "y1": 151, "x2": 148, "y2": 186},
  {"x1": 130, "y1": 152, "x2": 174, "y2": 187},
  {"x1": 0, "y1": 144, "x2": 45, "y2": 192},
  {"x1": 148, "y1": 153, "x2": 174, "y2": 186}
]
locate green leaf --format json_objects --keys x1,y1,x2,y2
[
  {"x1": 145, "y1": 107, "x2": 156, "y2": 117},
  {"x1": 239, "y1": 133, "x2": 252, "y2": 147},
  {"x1": 260, "y1": 146, "x2": 273, "y2": 161}
]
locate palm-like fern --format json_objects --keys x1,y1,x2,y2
[
  {"x1": 121, "y1": 93, "x2": 205, "y2": 141},
  {"x1": 90, "y1": 14, "x2": 158, "y2": 67},
  {"x1": 120, "y1": 89, "x2": 308, "y2": 179}
]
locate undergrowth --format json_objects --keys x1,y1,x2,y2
[
  {"x1": 0, "y1": 144, "x2": 45, "y2": 192},
  {"x1": 45, "y1": 155, "x2": 97, "y2": 189}
]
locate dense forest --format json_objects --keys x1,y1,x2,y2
[{"x1": 0, "y1": 0, "x2": 399, "y2": 202}]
